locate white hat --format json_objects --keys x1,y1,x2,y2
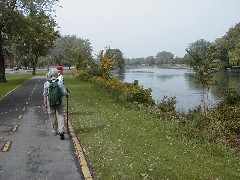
[{"x1": 49, "y1": 69, "x2": 58, "y2": 76}]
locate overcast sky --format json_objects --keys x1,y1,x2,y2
[{"x1": 55, "y1": 0, "x2": 240, "y2": 58}]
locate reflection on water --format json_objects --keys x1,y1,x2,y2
[{"x1": 115, "y1": 67, "x2": 240, "y2": 111}]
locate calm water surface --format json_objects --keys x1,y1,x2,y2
[{"x1": 117, "y1": 67, "x2": 240, "y2": 111}]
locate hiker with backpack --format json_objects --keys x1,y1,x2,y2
[{"x1": 43, "y1": 69, "x2": 68, "y2": 140}]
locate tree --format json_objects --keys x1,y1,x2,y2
[
  {"x1": 212, "y1": 22, "x2": 240, "y2": 68},
  {"x1": 98, "y1": 49, "x2": 115, "y2": 78},
  {"x1": 50, "y1": 35, "x2": 93, "y2": 69},
  {"x1": 185, "y1": 39, "x2": 212, "y2": 61},
  {"x1": 225, "y1": 23, "x2": 240, "y2": 66},
  {"x1": 213, "y1": 37, "x2": 230, "y2": 67},
  {"x1": 172, "y1": 56, "x2": 184, "y2": 65},
  {"x1": 155, "y1": 51, "x2": 174, "y2": 67},
  {"x1": 15, "y1": 8, "x2": 59, "y2": 75},
  {"x1": 146, "y1": 56, "x2": 155, "y2": 66},
  {"x1": 0, "y1": 0, "x2": 58, "y2": 82},
  {"x1": 185, "y1": 47, "x2": 223, "y2": 115},
  {"x1": 104, "y1": 48, "x2": 125, "y2": 72}
]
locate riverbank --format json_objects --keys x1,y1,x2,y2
[{"x1": 64, "y1": 73, "x2": 239, "y2": 179}]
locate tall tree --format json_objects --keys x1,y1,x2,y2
[
  {"x1": 212, "y1": 37, "x2": 229, "y2": 68},
  {"x1": 228, "y1": 42, "x2": 240, "y2": 66},
  {"x1": 50, "y1": 35, "x2": 93, "y2": 69},
  {"x1": 185, "y1": 47, "x2": 223, "y2": 115},
  {"x1": 105, "y1": 48, "x2": 125, "y2": 72},
  {"x1": 185, "y1": 39, "x2": 212, "y2": 61},
  {"x1": 211, "y1": 23, "x2": 240, "y2": 68},
  {"x1": 225, "y1": 23, "x2": 240, "y2": 66},
  {"x1": 98, "y1": 49, "x2": 115, "y2": 78},
  {"x1": 16, "y1": 8, "x2": 59, "y2": 75},
  {"x1": 0, "y1": 0, "x2": 58, "y2": 82}
]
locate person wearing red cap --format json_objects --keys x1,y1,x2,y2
[{"x1": 56, "y1": 66, "x2": 64, "y2": 83}]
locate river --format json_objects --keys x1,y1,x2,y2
[{"x1": 115, "y1": 66, "x2": 240, "y2": 111}]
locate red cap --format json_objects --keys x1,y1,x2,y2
[{"x1": 56, "y1": 66, "x2": 64, "y2": 71}]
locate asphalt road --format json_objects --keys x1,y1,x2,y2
[{"x1": 0, "y1": 76, "x2": 84, "y2": 180}]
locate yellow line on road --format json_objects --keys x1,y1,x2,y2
[
  {"x1": 2, "y1": 140, "x2": 12, "y2": 152},
  {"x1": 12, "y1": 124, "x2": 19, "y2": 132}
]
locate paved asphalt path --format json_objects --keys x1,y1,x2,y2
[{"x1": 0, "y1": 76, "x2": 84, "y2": 180}]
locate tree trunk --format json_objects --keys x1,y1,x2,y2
[
  {"x1": 32, "y1": 60, "x2": 36, "y2": 75},
  {"x1": 31, "y1": 57, "x2": 38, "y2": 75},
  {"x1": 0, "y1": 28, "x2": 7, "y2": 83}
]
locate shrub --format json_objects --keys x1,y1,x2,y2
[
  {"x1": 221, "y1": 87, "x2": 240, "y2": 105},
  {"x1": 93, "y1": 76, "x2": 155, "y2": 106}
]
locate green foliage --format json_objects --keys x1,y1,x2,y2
[
  {"x1": 148, "y1": 96, "x2": 178, "y2": 124},
  {"x1": 212, "y1": 103, "x2": 240, "y2": 151},
  {"x1": 97, "y1": 50, "x2": 116, "y2": 78},
  {"x1": 185, "y1": 47, "x2": 224, "y2": 114},
  {"x1": 213, "y1": 37, "x2": 230, "y2": 66},
  {"x1": 228, "y1": 42, "x2": 240, "y2": 66},
  {"x1": 50, "y1": 35, "x2": 93, "y2": 67},
  {"x1": 74, "y1": 58, "x2": 155, "y2": 105},
  {"x1": 105, "y1": 48, "x2": 125, "y2": 72},
  {"x1": 156, "y1": 96, "x2": 177, "y2": 113},
  {"x1": 92, "y1": 77, "x2": 155, "y2": 106},
  {"x1": 220, "y1": 87, "x2": 240, "y2": 105},
  {"x1": 213, "y1": 22, "x2": 240, "y2": 67},
  {"x1": 186, "y1": 39, "x2": 212, "y2": 60},
  {"x1": 18, "y1": 8, "x2": 59, "y2": 74},
  {"x1": 156, "y1": 51, "x2": 174, "y2": 66},
  {"x1": 0, "y1": 0, "x2": 59, "y2": 82}
]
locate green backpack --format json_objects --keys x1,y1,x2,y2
[{"x1": 48, "y1": 81, "x2": 63, "y2": 107}]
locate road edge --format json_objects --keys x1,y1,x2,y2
[{"x1": 68, "y1": 119, "x2": 93, "y2": 180}]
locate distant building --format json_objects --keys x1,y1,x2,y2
[{"x1": 5, "y1": 59, "x2": 14, "y2": 69}]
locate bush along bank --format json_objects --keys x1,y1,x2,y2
[{"x1": 73, "y1": 69, "x2": 240, "y2": 154}]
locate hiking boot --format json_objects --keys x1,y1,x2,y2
[{"x1": 60, "y1": 133, "x2": 65, "y2": 140}]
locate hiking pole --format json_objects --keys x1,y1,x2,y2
[
  {"x1": 66, "y1": 94, "x2": 69, "y2": 135},
  {"x1": 66, "y1": 88, "x2": 70, "y2": 135}
]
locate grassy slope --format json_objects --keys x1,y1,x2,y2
[{"x1": 64, "y1": 74, "x2": 239, "y2": 179}]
